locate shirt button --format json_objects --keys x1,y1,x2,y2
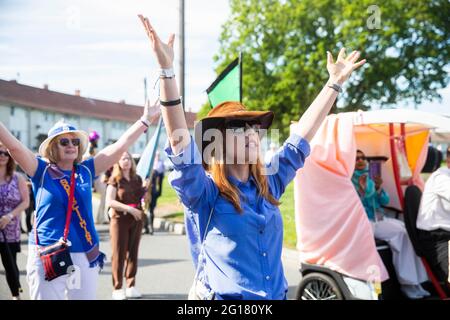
[
  {"x1": 266, "y1": 276, "x2": 270, "y2": 280},
  {"x1": 262, "y1": 252, "x2": 267, "y2": 257}
]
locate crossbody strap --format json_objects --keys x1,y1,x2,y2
[
  {"x1": 194, "y1": 195, "x2": 218, "y2": 280},
  {"x1": 62, "y1": 169, "x2": 76, "y2": 241}
]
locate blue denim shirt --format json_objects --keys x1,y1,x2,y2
[{"x1": 166, "y1": 134, "x2": 310, "y2": 300}]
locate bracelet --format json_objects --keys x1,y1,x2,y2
[
  {"x1": 160, "y1": 98, "x2": 181, "y2": 107},
  {"x1": 328, "y1": 82, "x2": 342, "y2": 93},
  {"x1": 140, "y1": 116, "x2": 150, "y2": 133},
  {"x1": 140, "y1": 116, "x2": 150, "y2": 127},
  {"x1": 7, "y1": 213, "x2": 14, "y2": 220},
  {"x1": 159, "y1": 68, "x2": 175, "y2": 79}
]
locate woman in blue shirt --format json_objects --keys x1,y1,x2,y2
[
  {"x1": 0, "y1": 103, "x2": 158, "y2": 299},
  {"x1": 138, "y1": 14, "x2": 366, "y2": 300}
]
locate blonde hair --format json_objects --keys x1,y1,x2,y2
[
  {"x1": 110, "y1": 152, "x2": 137, "y2": 184},
  {"x1": 45, "y1": 136, "x2": 83, "y2": 164}
]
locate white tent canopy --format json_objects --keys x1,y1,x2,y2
[{"x1": 350, "y1": 109, "x2": 450, "y2": 142}]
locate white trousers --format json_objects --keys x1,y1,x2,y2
[
  {"x1": 26, "y1": 245, "x2": 99, "y2": 300},
  {"x1": 372, "y1": 218, "x2": 428, "y2": 285}
]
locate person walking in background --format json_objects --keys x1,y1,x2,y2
[
  {"x1": 106, "y1": 151, "x2": 146, "y2": 300},
  {"x1": 144, "y1": 151, "x2": 164, "y2": 235},
  {"x1": 0, "y1": 142, "x2": 30, "y2": 300}
]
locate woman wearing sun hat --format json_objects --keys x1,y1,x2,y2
[
  {"x1": 0, "y1": 101, "x2": 158, "y2": 300},
  {"x1": 138, "y1": 15, "x2": 366, "y2": 299}
]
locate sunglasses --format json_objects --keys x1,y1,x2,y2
[
  {"x1": 356, "y1": 155, "x2": 366, "y2": 161},
  {"x1": 0, "y1": 151, "x2": 10, "y2": 157},
  {"x1": 59, "y1": 138, "x2": 81, "y2": 147},
  {"x1": 226, "y1": 120, "x2": 262, "y2": 135}
]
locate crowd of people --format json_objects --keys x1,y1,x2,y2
[
  {"x1": 0, "y1": 94, "x2": 160, "y2": 299},
  {"x1": 0, "y1": 14, "x2": 449, "y2": 301}
]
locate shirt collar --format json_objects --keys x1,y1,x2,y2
[
  {"x1": 47, "y1": 163, "x2": 73, "y2": 180},
  {"x1": 227, "y1": 173, "x2": 257, "y2": 187}
]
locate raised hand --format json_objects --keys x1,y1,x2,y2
[
  {"x1": 138, "y1": 14, "x2": 175, "y2": 69},
  {"x1": 143, "y1": 97, "x2": 161, "y2": 124},
  {"x1": 327, "y1": 48, "x2": 366, "y2": 85}
]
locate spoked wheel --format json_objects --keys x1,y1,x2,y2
[{"x1": 296, "y1": 273, "x2": 344, "y2": 300}]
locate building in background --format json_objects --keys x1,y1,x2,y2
[{"x1": 0, "y1": 79, "x2": 197, "y2": 157}]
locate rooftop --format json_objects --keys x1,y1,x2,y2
[{"x1": 0, "y1": 79, "x2": 197, "y2": 128}]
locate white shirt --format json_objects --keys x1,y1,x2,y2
[
  {"x1": 153, "y1": 159, "x2": 165, "y2": 174},
  {"x1": 417, "y1": 167, "x2": 450, "y2": 232}
]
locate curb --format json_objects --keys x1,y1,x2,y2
[{"x1": 154, "y1": 217, "x2": 186, "y2": 235}]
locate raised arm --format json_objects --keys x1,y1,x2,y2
[
  {"x1": 296, "y1": 48, "x2": 366, "y2": 142},
  {"x1": 138, "y1": 14, "x2": 190, "y2": 155},
  {"x1": 0, "y1": 122, "x2": 37, "y2": 177},
  {"x1": 94, "y1": 100, "x2": 159, "y2": 175}
]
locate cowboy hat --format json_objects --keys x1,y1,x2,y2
[{"x1": 194, "y1": 101, "x2": 274, "y2": 157}]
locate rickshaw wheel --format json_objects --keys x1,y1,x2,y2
[{"x1": 296, "y1": 273, "x2": 344, "y2": 300}]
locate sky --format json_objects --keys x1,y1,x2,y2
[
  {"x1": 0, "y1": 0, "x2": 448, "y2": 114},
  {"x1": 0, "y1": 0, "x2": 231, "y2": 112}
]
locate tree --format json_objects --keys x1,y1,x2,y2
[{"x1": 209, "y1": 0, "x2": 449, "y2": 138}]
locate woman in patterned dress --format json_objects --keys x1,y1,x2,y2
[{"x1": 0, "y1": 142, "x2": 29, "y2": 299}]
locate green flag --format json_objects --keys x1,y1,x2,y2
[{"x1": 206, "y1": 55, "x2": 242, "y2": 108}]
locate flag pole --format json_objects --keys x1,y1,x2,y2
[
  {"x1": 144, "y1": 77, "x2": 149, "y2": 143},
  {"x1": 239, "y1": 52, "x2": 243, "y2": 103}
]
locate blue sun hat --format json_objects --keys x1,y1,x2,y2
[{"x1": 38, "y1": 120, "x2": 89, "y2": 158}]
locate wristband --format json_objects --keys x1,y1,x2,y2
[
  {"x1": 327, "y1": 82, "x2": 342, "y2": 93},
  {"x1": 159, "y1": 68, "x2": 175, "y2": 79},
  {"x1": 160, "y1": 98, "x2": 181, "y2": 107},
  {"x1": 140, "y1": 116, "x2": 150, "y2": 133}
]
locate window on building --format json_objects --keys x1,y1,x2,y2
[
  {"x1": 10, "y1": 106, "x2": 15, "y2": 116},
  {"x1": 36, "y1": 133, "x2": 47, "y2": 149}
]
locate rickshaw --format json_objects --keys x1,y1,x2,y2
[{"x1": 291, "y1": 109, "x2": 450, "y2": 300}]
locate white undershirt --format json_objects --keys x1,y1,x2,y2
[{"x1": 417, "y1": 167, "x2": 450, "y2": 232}]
